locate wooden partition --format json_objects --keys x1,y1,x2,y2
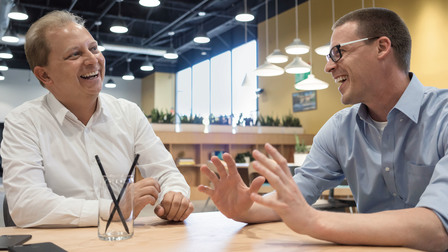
[{"x1": 154, "y1": 131, "x2": 314, "y2": 200}]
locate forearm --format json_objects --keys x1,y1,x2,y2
[
  {"x1": 305, "y1": 207, "x2": 448, "y2": 251},
  {"x1": 234, "y1": 193, "x2": 281, "y2": 223}
]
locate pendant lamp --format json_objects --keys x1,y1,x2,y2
[
  {"x1": 285, "y1": 0, "x2": 309, "y2": 55},
  {"x1": 285, "y1": 56, "x2": 310, "y2": 74},
  {"x1": 266, "y1": 0, "x2": 288, "y2": 64},
  {"x1": 110, "y1": 0, "x2": 128, "y2": 34},
  {"x1": 8, "y1": 1, "x2": 28, "y2": 21},
  {"x1": 255, "y1": 0, "x2": 284, "y2": 76},
  {"x1": 315, "y1": 0, "x2": 334, "y2": 56},
  {"x1": 122, "y1": 58, "x2": 134, "y2": 80},
  {"x1": 235, "y1": 0, "x2": 254, "y2": 22},
  {"x1": 139, "y1": 0, "x2": 160, "y2": 7},
  {"x1": 295, "y1": 0, "x2": 328, "y2": 90}
]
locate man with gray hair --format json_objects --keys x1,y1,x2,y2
[{"x1": 1, "y1": 10, "x2": 194, "y2": 227}]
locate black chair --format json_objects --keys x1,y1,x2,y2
[
  {"x1": 3, "y1": 196, "x2": 16, "y2": 226},
  {"x1": 313, "y1": 188, "x2": 357, "y2": 213}
]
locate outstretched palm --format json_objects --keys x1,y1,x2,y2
[{"x1": 198, "y1": 154, "x2": 264, "y2": 219}]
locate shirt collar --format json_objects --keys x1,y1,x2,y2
[
  {"x1": 45, "y1": 92, "x2": 71, "y2": 125},
  {"x1": 391, "y1": 73, "x2": 423, "y2": 124},
  {"x1": 45, "y1": 92, "x2": 111, "y2": 125},
  {"x1": 357, "y1": 72, "x2": 423, "y2": 124}
]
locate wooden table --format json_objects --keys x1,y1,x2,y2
[{"x1": 1, "y1": 211, "x2": 419, "y2": 252}]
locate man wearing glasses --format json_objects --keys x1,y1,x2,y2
[{"x1": 199, "y1": 7, "x2": 448, "y2": 251}]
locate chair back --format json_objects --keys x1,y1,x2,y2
[{"x1": 3, "y1": 196, "x2": 16, "y2": 226}]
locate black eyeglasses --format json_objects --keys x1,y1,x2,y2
[{"x1": 326, "y1": 37, "x2": 379, "y2": 63}]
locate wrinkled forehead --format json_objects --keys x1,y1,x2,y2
[{"x1": 330, "y1": 21, "x2": 359, "y2": 46}]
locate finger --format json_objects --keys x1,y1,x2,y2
[
  {"x1": 162, "y1": 193, "x2": 174, "y2": 218},
  {"x1": 251, "y1": 161, "x2": 287, "y2": 194},
  {"x1": 248, "y1": 176, "x2": 266, "y2": 194},
  {"x1": 154, "y1": 205, "x2": 165, "y2": 218},
  {"x1": 211, "y1": 156, "x2": 228, "y2": 178},
  {"x1": 179, "y1": 202, "x2": 194, "y2": 221},
  {"x1": 170, "y1": 195, "x2": 190, "y2": 221},
  {"x1": 252, "y1": 149, "x2": 290, "y2": 184},
  {"x1": 222, "y1": 153, "x2": 239, "y2": 176},
  {"x1": 264, "y1": 143, "x2": 291, "y2": 176},
  {"x1": 197, "y1": 185, "x2": 214, "y2": 197},
  {"x1": 200, "y1": 165, "x2": 220, "y2": 185},
  {"x1": 250, "y1": 192, "x2": 285, "y2": 209}
]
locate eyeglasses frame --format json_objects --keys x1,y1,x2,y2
[{"x1": 326, "y1": 37, "x2": 380, "y2": 63}]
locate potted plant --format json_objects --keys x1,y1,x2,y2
[{"x1": 294, "y1": 135, "x2": 309, "y2": 166}]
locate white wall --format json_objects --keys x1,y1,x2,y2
[{"x1": 0, "y1": 69, "x2": 142, "y2": 122}]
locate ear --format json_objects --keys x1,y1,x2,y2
[
  {"x1": 33, "y1": 66, "x2": 53, "y2": 86},
  {"x1": 377, "y1": 36, "x2": 392, "y2": 59}
]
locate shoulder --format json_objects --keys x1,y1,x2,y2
[{"x1": 5, "y1": 95, "x2": 48, "y2": 121}]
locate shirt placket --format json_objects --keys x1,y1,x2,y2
[{"x1": 381, "y1": 115, "x2": 400, "y2": 200}]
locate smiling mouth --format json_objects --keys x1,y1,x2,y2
[
  {"x1": 335, "y1": 75, "x2": 347, "y2": 84},
  {"x1": 80, "y1": 71, "x2": 99, "y2": 80}
]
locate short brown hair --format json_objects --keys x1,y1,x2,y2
[
  {"x1": 333, "y1": 8, "x2": 411, "y2": 73},
  {"x1": 24, "y1": 10, "x2": 85, "y2": 87}
]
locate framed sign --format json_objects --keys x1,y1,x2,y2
[{"x1": 292, "y1": 91, "x2": 317, "y2": 112}]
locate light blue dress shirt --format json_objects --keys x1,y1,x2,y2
[{"x1": 294, "y1": 73, "x2": 448, "y2": 231}]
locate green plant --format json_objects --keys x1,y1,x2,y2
[
  {"x1": 257, "y1": 114, "x2": 280, "y2": 126},
  {"x1": 295, "y1": 135, "x2": 308, "y2": 153},
  {"x1": 282, "y1": 114, "x2": 302, "y2": 127},
  {"x1": 149, "y1": 108, "x2": 175, "y2": 123},
  {"x1": 178, "y1": 114, "x2": 203, "y2": 124}
]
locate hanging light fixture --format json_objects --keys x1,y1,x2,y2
[
  {"x1": 94, "y1": 21, "x2": 105, "y2": 52},
  {"x1": 122, "y1": 58, "x2": 134, "y2": 80},
  {"x1": 139, "y1": 0, "x2": 160, "y2": 7},
  {"x1": 164, "y1": 48, "x2": 178, "y2": 59},
  {"x1": 105, "y1": 78, "x2": 116, "y2": 88},
  {"x1": 0, "y1": 72, "x2": 5, "y2": 81},
  {"x1": 140, "y1": 56, "x2": 154, "y2": 71},
  {"x1": 0, "y1": 47, "x2": 13, "y2": 59},
  {"x1": 285, "y1": 0, "x2": 309, "y2": 55},
  {"x1": 193, "y1": 25, "x2": 210, "y2": 44},
  {"x1": 254, "y1": 0, "x2": 284, "y2": 77},
  {"x1": 1, "y1": 29, "x2": 19, "y2": 43},
  {"x1": 315, "y1": 0, "x2": 335, "y2": 56},
  {"x1": 105, "y1": 67, "x2": 116, "y2": 88},
  {"x1": 235, "y1": 0, "x2": 254, "y2": 22},
  {"x1": 164, "y1": 34, "x2": 178, "y2": 59},
  {"x1": 266, "y1": 0, "x2": 288, "y2": 64},
  {"x1": 110, "y1": 0, "x2": 128, "y2": 34},
  {"x1": 295, "y1": 0, "x2": 328, "y2": 90},
  {"x1": 285, "y1": 56, "x2": 311, "y2": 74},
  {"x1": 8, "y1": 1, "x2": 28, "y2": 21},
  {"x1": 0, "y1": 61, "x2": 8, "y2": 71}
]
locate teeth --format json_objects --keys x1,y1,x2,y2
[
  {"x1": 81, "y1": 71, "x2": 99, "y2": 78},
  {"x1": 335, "y1": 76, "x2": 347, "y2": 83}
]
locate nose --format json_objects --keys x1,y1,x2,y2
[
  {"x1": 84, "y1": 50, "x2": 100, "y2": 65},
  {"x1": 324, "y1": 58, "x2": 336, "y2": 73}
]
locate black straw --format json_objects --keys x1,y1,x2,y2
[
  {"x1": 95, "y1": 155, "x2": 130, "y2": 234},
  {"x1": 104, "y1": 154, "x2": 140, "y2": 232}
]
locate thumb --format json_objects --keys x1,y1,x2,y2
[
  {"x1": 249, "y1": 176, "x2": 266, "y2": 194},
  {"x1": 154, "y1": 204, "x2": 165, "y2": 218}
]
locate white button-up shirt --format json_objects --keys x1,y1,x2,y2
[{"x1": 1, "y1": 92, "x2": 189, "y2": 227}]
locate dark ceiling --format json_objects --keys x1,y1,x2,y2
[{"x1": 0, "y1": 0, "x2": 305, "y2": 79}]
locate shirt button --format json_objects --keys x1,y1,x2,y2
[
  {"x1": 400, "y1": 118, "x2": 404, "y2": 122},
  {"x1": 393, "y1": 193, "x2": 397, "y2": 197},
  {"x1": 385, "y1": 167, "x2": 390, "y2": 172}
]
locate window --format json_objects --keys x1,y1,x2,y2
[{"x1": 176, "y1": 40, "x2": 257, "y2": 122}]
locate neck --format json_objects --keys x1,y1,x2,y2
[
  {"x1": 366, "y1": 71, "x2": 410, "y2": 122},
  {"x1": 59, "y1": 95, "x2": 98, "y2": 125}
]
